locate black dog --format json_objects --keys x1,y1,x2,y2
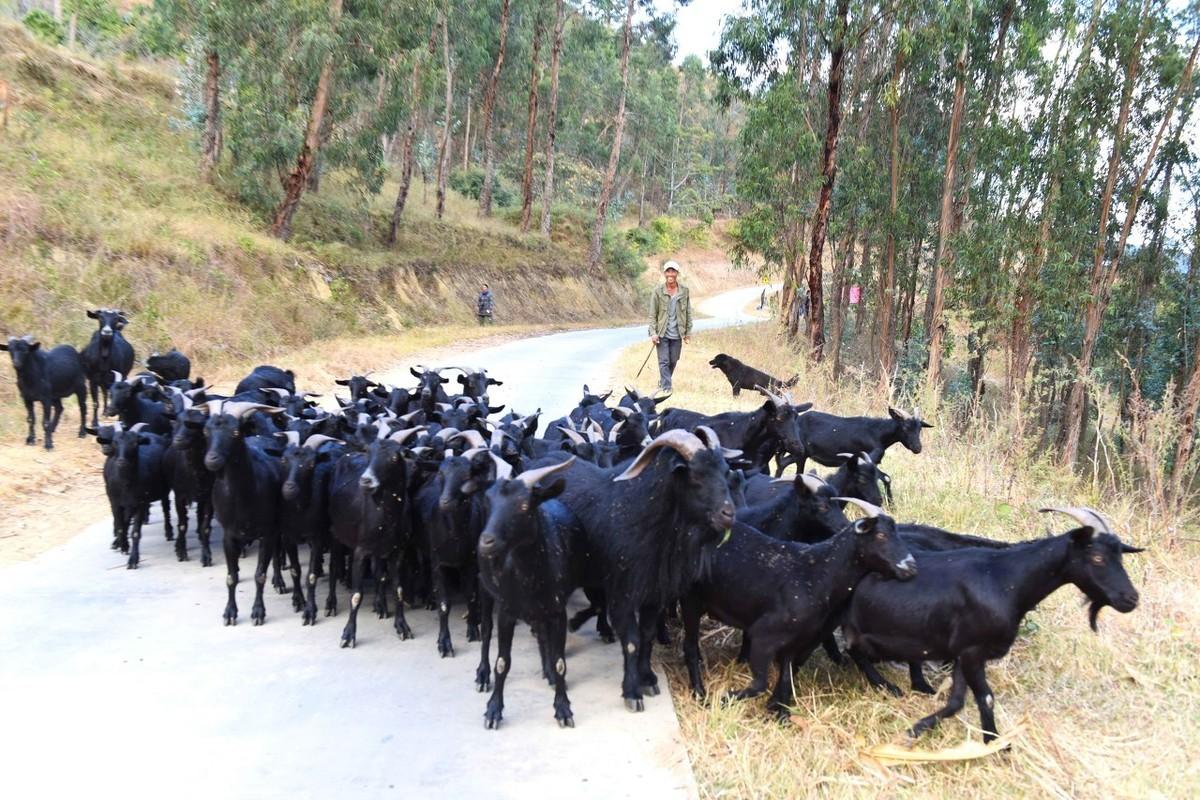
[{"x1": 708, "y1": 353, "x2": 798, "y2": 397}]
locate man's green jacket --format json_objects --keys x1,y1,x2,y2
[{"x1": 647, "y1": 283, "x2": 693, "y2": 339}]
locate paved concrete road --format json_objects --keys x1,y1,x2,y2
[{"x1": 0, "y1": 286, "x2": 768, "y2": 799}]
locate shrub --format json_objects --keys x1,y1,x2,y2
[
  {"x1": 23, "y1": 10, "x2": 64, "y2": 45},
  {"x1": 603, "y1": 228, "x2": 642, "y2": 281},
  {"x1": 449, "y1": 167, "x2": 515, "y2": 208}
]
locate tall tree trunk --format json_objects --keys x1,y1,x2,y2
[
  {"x1": 477, "y1": 0, "x2": 512, "y2": 217},
  {"x1": 878, "y1": 26, "x2": 905, "y2": 377},
  {"x1": 1060, "y1": 15, "x2": 1195, "y2": 466},
  {"x1": 587, "y1": 0, "x2": 635, "y2": 270},
  {"x1": 925, "y1": 3, "x2": 971, "y2": 389},
  {"x1": 271, "y1": 0, "x2": 344, "y2": 240},
  {"x1": 462, "y1": 91, "x2": 472, "y2": 170},
  {"x1": 638, "y1": 156, "x2": 648, "y2": 227},
  {"x1": 539, "y1": 0, "x2": 566, "y2": 236},
  {"x1": 902, "y1": 234, "x2": 922, "y2": 348},
  {"x1": 799, "y1": 0, "x2": 851, "y2": 359},
  {"x1": 66, "y1": 13, "x2": 77, "y2": 48},
  {"x1": 388, "y1": 40, "x2": 430, "y2": 244},
  {"x1": 829, "y1": 218, "x2": 857, "y2": 376},
  {"x1": 1176, "y1": 202, "x2": 1200, "y2": 393},
  {"x1": 436, "y1": 11, "x2": 453, "y2": 220},
  {"x1": 1010, "y1": 175, "x2": 1057, "y2": 402},
  {"x1": 519, "y1": 7, "x2": 545, "y2": 232},
  {"x1": 199, "y1": 49, "x2": 221, "y2": 184}
]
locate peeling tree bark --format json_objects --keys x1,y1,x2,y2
[
  {"x1": 436, "y1": 11, "x2": 453, "y2": 220},
  {"x1": 388, "y1": 35, "x2": 431, "y2": 244},
  {"x1": 271, "y1": 0, "x2": 344, "y2": 241}
]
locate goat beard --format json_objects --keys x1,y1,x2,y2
[{"x1": 1085, "y1": 596, "x2": 1107, "y2": 633}]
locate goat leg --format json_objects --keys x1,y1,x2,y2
[
  {"x1": 391, "y1": 550, "x2": 413, "y2": 639},
  {"x1": 161, "y1": 498, "x2": 174, "y2": 542},
  {"x1": 725, "y1": 623, "x2": 775, "y2": 702},
  {"x1": 483, "y1": 613, "x2": 515, "y2": 729},
  {"x1": 271, "y1": 547, "x2": 288, "y2": 595},
  {"x1": 325, "y1": 542, "x2": 340, "y2": 618},
  {"x1": 41, "y1": 399, "x2": 53, "y2": 450},
  {"x1": 285, "y1": 539, "x2": 304, "y2": 613},
  {"x1": 222, "y1": 536, "x2": 240, "y2": 625},
  {"x1": 24, "y1": 398, "x2": 35, "y2": 445},
  {"x1": 681, "y1": 594, "x2": 706, "y2": 699},
  {"x1": 909, "y1": 662, "x2": 937, "y2": 695},
  {"x1": 250, "y1": 534, "x2": 275, "y2": 626},
  {"x1": 549, "y1": 613, "x2": 574, "y2": 728},
  {"x1": 174, "y1": 493, "x2": 189, "y2": 561},
  {"x1": 475, "y1": 592, "x2": 494, "y2": 691},
  {"x1": 433, "y1": 566, "x2": 455, "y2": 657},
  {"x1": 198, "y1": 499, "x2": 214, "y2": 567},
  {"x1": 616, "y1": 610, "x2": 645, "y2": 712},
  {"x1": 340, "y1": 548, "x2": 366, "y2": 648},
  {"x1": 636, "y1": 605, "x2": 660, "y2": 695},
  {"x1": 76, "y1": 386, "x2": 87, "y2": 437},
  {"x1": 126, "y1": 505, "x2": 145, "y2": 569},
  {"x1": 909, "y1": 661, "x2": 967, "y2": 738},
  {"x1": 849, "y1": 648, "x2": 902, "y2": 697},
  {"x1": 961, "y1": 655, "x2": 1000, "y2": 743}
]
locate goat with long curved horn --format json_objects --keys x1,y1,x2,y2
[
  {"x1": 1038, "y1": 506, "x2": 1113, "y2": 536},
  {"x1": 693, "y1": 425, "x2": 743, "y2": 459},
  {"x1": 302, "y1": 434, "x2": 345, "y2": 449},
  {"x1": 614, "y1": 430, "x2": 706, "y2": 481},
  {"x1": 557, "y1": 426, "x2": 588, "y2": 447},
  {"x1": 517, "y1": 457, "x2": 575, "y2": 488},
  {"x1": 834, "y1": 497, "x2": 884, "y2": 518}
]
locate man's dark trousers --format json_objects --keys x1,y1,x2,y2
[{"x1": 657, "y1": 337, "x2": 682, "y2": 391}]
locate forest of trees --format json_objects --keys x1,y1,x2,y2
[
  {"x1": 717, "y1": 0, "x2": 1200, "y2": 499},
  {"x1": 10, "y1": 0, "x2": 1200, "y2": 503}
]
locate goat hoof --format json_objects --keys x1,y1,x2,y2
[
  {"x1": 394, "y1": 622, "x2": 413, "y2": 640},
  {"x1": 881, "y1": 682, "x2": 902, "y2": 698},
  {"x1": 126, "y1": 559, "x2": 138, "y2": 570},
  {"x1": 163, "y1": 530, "x2": 174, "y2": 542},
  {"x1": 476, "y1": 678, "x2": 491, "y2": 693},
  {"x1": 642, "y1": 682, "x2": 660, "y2": 697},
  {"x1": 467, "y1": 625, "x2": 480, "y2": 642},
  {"x1": 484, "y1": 711, "x2": 502, "y2": 730},
  {"x1": 623, "y1": 697, "x2": 645, "y2": 713},
  {"x1": 78, "y1": 429, "x2": 87, "y2": 438},
  {"x1": 557, "y1": 713, "x2": 575, "y2": 728},
  {"x1": 176, "y1": 551, "x2": 188, "y2": 562}
]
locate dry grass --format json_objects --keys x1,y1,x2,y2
[{"x1": 611, "y1": 323, "x2": 1200, "y2": 799}]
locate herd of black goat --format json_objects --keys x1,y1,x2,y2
[{"x1": 4, "y1": 316, "x2": 1144, "y2": 741}]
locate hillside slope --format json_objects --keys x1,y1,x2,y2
[{"x1": 0, "y1": 23, "x2": 640, "y2": 366}]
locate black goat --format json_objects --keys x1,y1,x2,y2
[
  {"x1": 106, "y1": 372, "x2": 172, "y2": 435},
  {"x1": 203, "y1": 401, "x2": 286, "y2": 625},
  {"x1": 81, "y1": 309, "x2": 134, "y2": 427},
  {"x1": 475, "y1": 458, "x2": 581, "y2": 729},
  {"x1": 657, "y1": 390, "x2": 810, "y2": 472},
  {"x1": 2, "y1": 335, "x2": 88, "y2": 449},
  {"x1": 415, "y1": 446, "x2": 503, "y2": 657},
  {"x1": 551, "y1": 430, "x2": 736, "y2": 711},
  {"x1": 682, "y1": 499, "x2": 916, "y2": 717},
  {"x1": 784, "y1": 406, "x2": 931, "y2": 473},
  {"x1": 708, "y1": 353, "x2": 798, "y2": 397},
  {"x1": 335, "y1": 374, "x2": 379, "y2": 402},
  {"x1": 278, "y1": 432, "x2": 346, "y2": 624},
  {"x1": 235, "y1": 365, "x2": 296, "y2": 396},
  {"x1": 146, "y1": 349, "x2": 190, "y2": 382},
  {"x1": 103, "y1": 427, "x2": 170, "y2": 568},
  {"x1": 619, "y1": 386, "x2": 671, "y2": 418},
  {"x1": 327, "y1": 430, "x2": 418, "y2": 647},
  {"x1": 450, "y1": 366, "x2": 502, "y2": 400},
  {"x1": 165, "y1": 405, "x2": 216, "y2": 564},
  {"x1": 736, "y1": 472, "x2": 851, "y2": 544},
  {"x1": 843, "y1": 506, "x2": 1141, "y2": 742}
]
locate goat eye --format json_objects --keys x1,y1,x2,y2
[
  {"x1": 875, "y1": 532, "x2": 886, "y2": 540},
  {"x1": 1091, "y1": 554, "x2": 1104, "y2": 566}
]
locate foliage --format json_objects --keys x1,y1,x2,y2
[
  {"x1": 21, "y1": 10, "x2": 63, "y2": 45},
  {"x1": 450, "y1": 166, "x2": 516, "y2": 208}
]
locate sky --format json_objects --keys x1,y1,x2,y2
[{"x1": 654, "y1": 0, "x2": 746, "y2": 64}]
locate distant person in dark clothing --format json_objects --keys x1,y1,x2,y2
[{"x1": 477, "y1": 283, "x2": 495, "y2": 325}]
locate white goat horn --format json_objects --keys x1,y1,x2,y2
[
  {"x1": 834, "y1": 497, "x2": 883, "y2": 518},
  {"x1": 517, "y1": 457, "x2": 575, "y2": 488},
  {"x1": 1039, "y1": 506, "x2": 1112, "y2": 535}
]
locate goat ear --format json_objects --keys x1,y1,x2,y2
[
  {"x1": 1120, "y1": 543, "x2": 1145, "y2": 554},
  {"x1": 29, "y1": 341, "x2": 40, "y2": 351},
  {"x1": 532, "y1": 476, "x2": 567, "y2": 502},
  {"x1": 887, "y1": 406, "x2": 904, "y2": 422},
  {"x1": 0, "y1": 342, "x2": 7, "y2": 351},
  {"x1": 334, "y1": 379, "x2": 349, "y2": 386},
  {"x1": 488, "y1": 378, "x2": 503, "y2": 386},
  {"x1": 793, "y1": 401, "x2": 813, "y2": 413},
  {"x1": 87, "y1": 309, "x2": 99, "y2": 319},
  {"x1": 920, "y1": 420, "x2": 934, "y2": 429}
]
